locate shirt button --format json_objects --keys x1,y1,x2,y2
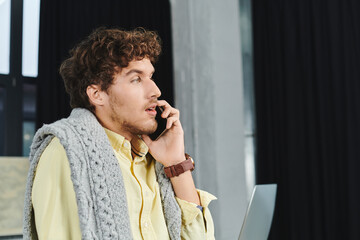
[
  {"x1": 123, "y1": 142, "x2": 129, "y2": 148},
  {"x1": 144, "y1": 222, "x2": 148, "y2": 228}
]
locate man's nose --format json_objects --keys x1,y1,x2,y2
[{"x1": 149, "y1": 79, "x2": 161, "y2": 99}]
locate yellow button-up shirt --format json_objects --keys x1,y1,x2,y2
[{"x1": 32, "y1": 129, "x2": 216, "y2": 239}]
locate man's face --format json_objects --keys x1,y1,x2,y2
[{"x1": 101, "y1": 58, "x2": 161, "y2": 139}]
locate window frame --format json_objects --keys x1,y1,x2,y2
[{"x1": 0, "y1": 0, "x2": 37, "y2": 156}]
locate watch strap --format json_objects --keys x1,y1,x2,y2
[{"x1": 164, "y1": 154, "x2": 194, "y2": 178}]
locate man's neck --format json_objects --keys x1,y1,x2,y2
[{"x1": 94, "y1": 114, "x2": 135, "y2": 141}]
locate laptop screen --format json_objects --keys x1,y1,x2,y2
[{"x1": 238, "y1": 184, "x2": 277, "y2": 240}]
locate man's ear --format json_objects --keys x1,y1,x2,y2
[{"x1": 87, "y1": 84, "x2": 106, "y2": 107}]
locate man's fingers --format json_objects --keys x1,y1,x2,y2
[
  {"x1": 156, "y1": 100, "x2": 168, "y2": 106},
  {"x1": 166, "y1": 117, "x2": 175, "y2": 129},
  {"x1": 166, "y1": 116, "x2": 182, "y2": 129},
  {"x1": 162, "y1": 108, "x2": 179, "y2": 119},
  {"x1": 157, "y1": 100, "x2": 180, "y2": 118}
]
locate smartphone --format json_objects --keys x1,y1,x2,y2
[{"x1": 149, "y1": 106, "x2": 168, "y2": 140}]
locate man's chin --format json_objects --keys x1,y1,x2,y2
[
  {"x1": 134, "y1": 123, "x2": 158, "y2": 136},
  {"x1": 146, "y1": 121, "x2": 158, "y2": 134},
  {"x1": 144, "y1": 126, "x2": 158, "y2": 135}
]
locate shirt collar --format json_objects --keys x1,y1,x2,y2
[
  {"x1": 104, "y1": 128, "x2": 149, "y2": 161},
  {"x1": 130, "y1": 136, "x2": 149, "y2": 158}
]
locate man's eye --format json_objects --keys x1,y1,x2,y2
[{"x1": 131, "y1": 77, "x2": 141, "y2": 83}]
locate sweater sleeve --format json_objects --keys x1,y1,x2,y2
[{"x1": 32, "y1": 137, "x2": 82, "y2": 239}]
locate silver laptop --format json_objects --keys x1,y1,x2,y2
[{"x1": 238, "y1": 184, "x2": 277, "y2": 240}]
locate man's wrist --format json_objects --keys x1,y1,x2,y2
[
  {"x1": 163, "y1": 153, "x2": 187, "y2": 167},
  {"x1": 164, "y1": 154, "x2": 195, "y2": 178},
  {"x1": 164, "y1": 159, "x2": 184, "y2": 167}
]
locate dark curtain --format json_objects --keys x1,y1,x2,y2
[
  {"x1": 252, "y1": 0, "x2": 360, "y2": 239},
  {"x1": 37, "y1": 0, "x2": 173, "y2": 128}
]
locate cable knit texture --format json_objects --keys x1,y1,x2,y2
[{"x1": 23, "y1": 108, "x2": 181, "y2": 240}]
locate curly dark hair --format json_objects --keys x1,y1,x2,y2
[{"x1": 59, "y1": 27, "x2": 162, "y2": 112}]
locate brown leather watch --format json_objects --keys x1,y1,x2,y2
[{"x1": 164, "y1": 153, "x2": 195, "y2": 178}]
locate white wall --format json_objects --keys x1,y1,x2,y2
[{"x1": 170, "y1": 0, "x2": 251, "y2": 239}]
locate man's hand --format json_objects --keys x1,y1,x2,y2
[
  {"x1": 142, "y1": 100, "x2": 200, "y2": 205},
  {"x1": 142, "y1": 100, "x2": 185, "y2": 166}
]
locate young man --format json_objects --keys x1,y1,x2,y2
[{"x1": 23, "y1": 28, "x2": 216, "y2": 239}]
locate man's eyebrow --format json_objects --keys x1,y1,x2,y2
[{"x1": 125, "y1": 69, "x2": 155, "y2": 76}]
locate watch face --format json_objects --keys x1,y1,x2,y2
[{"x1": 185, "y1": 153, "x2": 195, "y2": 168}]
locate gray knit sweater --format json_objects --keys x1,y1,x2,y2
[{"x1": 23, "y1": 108, "x2": 181, "y2": 240}]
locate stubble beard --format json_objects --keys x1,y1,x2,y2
[
  {"x1": 119, "y1": 118, "x2": 158, "y2": 136},
  {"x1": 109, "y1": 100, "x2": 158, "y2": 136}
]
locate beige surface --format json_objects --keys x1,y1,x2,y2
[{"x1": 0, "y1": 157, "x2": 29, "y2": 236}]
